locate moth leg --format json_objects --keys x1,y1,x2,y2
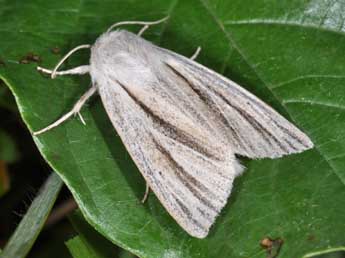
[
  {"x1": 37, "y1": 65, "x2": 90, "y2": 77},
  {"x1": 141, "y1": 183, "x2": 150, "y2": 203},
  {"x1": 190, "y1": 46, "x2": 202, "y2": 60},
  {"x1": 33, "y1": 85, "x2": 97, "y2": 136}
]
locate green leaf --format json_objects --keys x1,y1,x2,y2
[
  {"x1": 0, "y1": 173, "x2": 63, "y2": 258},
  {"x1": 66, "y1": 210, "x2": 129, "y2": 258},
  {"x1": 0, "y1": 0, "x2": 344, "y2": 257}
]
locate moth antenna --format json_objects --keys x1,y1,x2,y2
[
  {"x1": 106, "y1": 16, "x2": 169, "y2": 33},
  {"x1": 51, "y1": 44, "x2": 91, "y2": 79}
]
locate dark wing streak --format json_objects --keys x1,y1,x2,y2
[
  {"x1": 165, "y1": 63, "x2": 256, "y2": 154},
  {"x1": 165, "y1": 62, "x2": 289, "y2": 153},
  {"x1": 168, "y1": 51, "x2": 275, "y2": 115},
  {"x1": 156, "y1": 46, "x2": 272, "y2": 113},
  {"x1": 197, "y1": 72, "x2": 307, "y2": 151},
  {"x1": 245, "y1": 102, "x2": 302, "y2": 150},
  {"x1": 181, "y1": 57, "x2": 311, "y2": 150},
  {"x1": 113, "y1": 77, "x2": 219, "y2": 161},
  {"x1": 272, "y1": 118, "x2": 310, "y2": 148},
  {"x1": 140, "y1": 156, "x2": 171, "y2": 203},
  {"x1": 214, "y1": 92, "x2": 291, "y2": 153},
  {"x1": 159, "y1": 47, "x2": 313, "y2": 152},
  {"x1": 236, "y1": 94, "x2": 309, "y2": 149},
  {"x1": 148, "y1": 75, "x2": 194, "y2": 122},
  {"x1": 113, "y1": 79, "x2": 220, "y2": 212},
  {"x1": 196, "y1": 207, "x2": 213, "y2": 222},
  {"x1": 155, "y1": 71, "x2": 214, "y2": 134},
  {"x1": 151, "y1": 137, "x2": 219, "y2": 213},
  {"x1": 171, "y1": 193, "x2": 207, "y2": 231},
  {"x1": 109, "y1": 103, "x2": 173, "y2": 204}
]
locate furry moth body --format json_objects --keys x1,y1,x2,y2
[{"x1": 35, "y1": 18, "x2": 314, "y2": 238}]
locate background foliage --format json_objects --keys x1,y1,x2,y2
[{"x1": 0, "y1": 0, "x2": 344, "y2": 257}]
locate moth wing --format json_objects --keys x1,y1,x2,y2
[
  {"x1": 159, "y1": 48, "x2": 314, "y2": 158},
  {"x1": 97, "y1": 70, "x2": 241, "y2": 238}
]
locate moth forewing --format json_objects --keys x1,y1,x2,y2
[{"x1": 160, "y1": 50, "x2": 313, "y2": 158}]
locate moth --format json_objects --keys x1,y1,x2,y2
[{"x1": 34, "y1": 17, "x2": 313, "y2": 238}]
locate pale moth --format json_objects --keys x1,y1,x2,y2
[{"x1": 34, "y1": 17, "x2": 314, "y2": 238}]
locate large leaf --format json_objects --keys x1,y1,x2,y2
[{"x1": 0, "y1": 0, "x2": 344, "y2": 257}]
